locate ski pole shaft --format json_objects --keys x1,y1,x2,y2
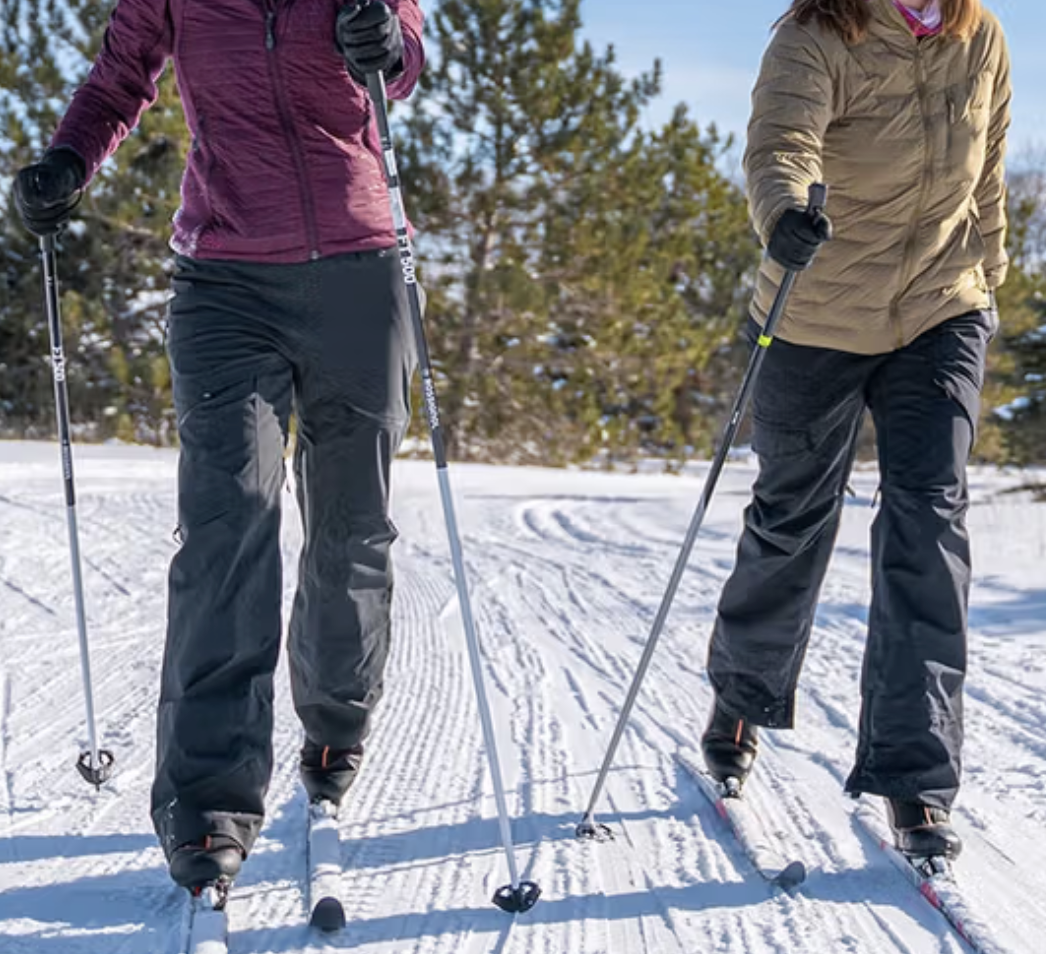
[
  {"x1": 365, "y1": 70, "x2": 539, "y2": 914},
  {"x1": 578, "y1": 184, "x2": 827, "y2": 837},
  {"x1": 39, "y1": 235, "x2": 114, "y2": 789}
]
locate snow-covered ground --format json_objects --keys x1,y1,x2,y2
[{"x1": 1, "y1": 440, "x2": 1044, "y2": 954}]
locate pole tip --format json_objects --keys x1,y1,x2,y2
[
  {"x1": 492, "y1": 881, "x2": 541, "y2": 913},
  {"x1": 575, "y1": 816, "x2": 614, "y2": 842},
  {"x1": 76, "y1": 749, "x2": 115, "y2": 788},
  {"x1": 773, "y1": 860, "x2": 808, "y2": 892},
  {"x1": 309, "y1": 896, "x2": 347, "y2": 932}
]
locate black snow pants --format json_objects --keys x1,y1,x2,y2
[
  {"x1": 151, "y1": 250, "x2": 416, "y2": 858},
  {"x1": 707, "y1": 310, "x2": 994, "y2": 809}
]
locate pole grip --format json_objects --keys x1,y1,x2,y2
[{"x1": 807, "y1": 182, "x2": 828, "y2": 217}]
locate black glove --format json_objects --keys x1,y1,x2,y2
[
  {"x1": 336, "y1": 0, "x2": 404, "y2": 85},
  {"x1": 767, "y1": 206, "x2": 833, "y2": 271},
  {"x1": 13, "y1": 147, "x2": 86, "y2": 238}
]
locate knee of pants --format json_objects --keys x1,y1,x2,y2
[
  {"x1": 879, "y1": 479, "x2": 969, "y2": 522},
  {"x1": 879, "y1": 430, "x2": 973, "y2": 501},
  {"x1": 745, "y1": 486, "x2": 845, "y2": 556},
  {"x1": 175, "y1": 380, "x2": 287, "y2": 530},
  {"x1": 875, "y1": 485, "x2": 972, "y2": 575},
  {"x1": 307, "y1": 515, "x2": 398, "y2": 575}
]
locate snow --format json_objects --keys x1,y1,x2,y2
[{"x1": 1, "y1": 439, "x2": 1045, "y2": 953}]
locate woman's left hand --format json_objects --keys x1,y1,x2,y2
[{"x1": 336, "y1": 0, "x2": 405, "y2": 84}]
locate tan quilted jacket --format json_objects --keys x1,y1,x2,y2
[{"x1": 745, "y1": 0, "x2": 1011, "y2": 353}]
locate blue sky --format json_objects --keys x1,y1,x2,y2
[{"x1": 582, "y1": 0, "x2": 1044, "y2": 161}]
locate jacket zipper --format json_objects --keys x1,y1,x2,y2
[
  {"x1": 889, "y1": 42, "x2": 933, "y2": 349},
  {"x1": 262, "y1": 0, "x2": 322, "y2": 259}
]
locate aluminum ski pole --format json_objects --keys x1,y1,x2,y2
[
  {"x1": 577, "y1": 183, "x2": 828, "y2": 840},
  {"x1": 38, "y1": 234, "x2": 115, "y2": 789},
  {"x1": 363, "y1": 68, "x2": 540, "y2": 914}
]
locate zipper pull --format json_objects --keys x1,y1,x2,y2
[{"x1": 266, "y1": 11, "x2": 276, "y2": 50}]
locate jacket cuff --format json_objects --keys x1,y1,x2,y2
[
  {"x1": 759, "y1": 196, "x2": 805, "y2": 248},
  {"x1": 984, "y1": 262, "x2": 1008, "y2": 289},
  {"x1": 43, "y1": 146, "x2": 88, "y2": 189}
]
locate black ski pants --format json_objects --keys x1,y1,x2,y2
[
  {"x1": 707, "y1": 311, "x2": 994, "y2": 809},
  {"x1": 151, "y1": 250, "x2": 416, "y2": 858}
]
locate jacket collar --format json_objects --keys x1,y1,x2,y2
[
  {"x1": 869, "y1": 0, "x2": 917, "y2": 32},
  {"x1": 867, "y1": 0, "x2": 943, "y2": 49}
]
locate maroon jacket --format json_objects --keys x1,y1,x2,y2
[{"x1": 53, "y1": 0, "x2": 424, "y2": 263}]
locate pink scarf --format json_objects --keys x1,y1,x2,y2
[{"x1": 893, "y1": 1, "x2": 943, "y2": 37}]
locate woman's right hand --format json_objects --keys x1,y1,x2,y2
[{"x1": 13, "y1": 147, "x2": 86, "y2": 238}]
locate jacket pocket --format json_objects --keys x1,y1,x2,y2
[
  {"x1": 945, "y1": 74, "x2": 992, "y2": 175},
  {"x1": 948, "y1": 74, "x2": 992, "y2": 124},
  {"x1": 171, "y1": 370, "x2": 259, "y2": 528},
  {"x1": 946, "y1": 74, "x2": 992, "y2": 146},
  {"x1": 751, "y1": 422, "x2": 814, "y2": 461}
]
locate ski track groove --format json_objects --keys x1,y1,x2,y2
[
  {"x1": 476, "y1": 492, "x2": 1022, "y2": 954},
  {"x1": 0, "y1": 673, "x2": 13, "y2": 863},
  {"x1": 327, "y1": 547, "x2": 489, "y2": 952}
]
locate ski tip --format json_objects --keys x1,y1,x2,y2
[
  {"x1": 309, "y1": 798, "x2": 340, "y2": 820},
  {"x1": 309, "y1": 896, "x2": 346, "y2": 933},
  {"x1": 721, "y1": 776, "x2": 744, "y2": 799},
  {"x1": 773, "y1": 860, "x2": 807, "y2": 891}
]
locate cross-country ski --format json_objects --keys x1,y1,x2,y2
[
  {"x1": 307, "y1": 799, "x2": 347, "y2": 932},
  {"x1": 185, "y1": 885, "x2": 229, "y2": 954},
  {"x1": 676, "y1": 751, "x2": 807, "y2": 891}
]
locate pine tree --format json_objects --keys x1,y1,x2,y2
[
  {"x1": 986, "y1": 167, "x2": 1046, "y2": 470},
  {"x1": 534, "y1": 106, "x2": 756, "y2": 464},
  {"x1": 398, "y1": 0, "x2": 757, "y2": 464},
  {"x1": 0, "y1": 0, "x2": 185, "y2": 440}
]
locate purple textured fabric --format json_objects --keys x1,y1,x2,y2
[{"x1": 52, "y1": 0, "x2": 424, "y2": 262}]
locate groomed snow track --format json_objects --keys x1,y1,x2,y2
[{"x1": 1, "y1": 441, "x2": 1045, "y2": 953}]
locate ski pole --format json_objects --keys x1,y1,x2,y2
[
  {"x1": 363, "y1": 67, "x2": 541, "y2": 914},
  {"x1": 577, "y1": 183, "x2": 828, "y2": 840},
  {"x1": 38, "y1": 234, "x2": 115, "y2": 789}
]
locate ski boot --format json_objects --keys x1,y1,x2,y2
[
  {"x1": 300, "y1": 741, "x2": 365, "y2": 806},
  {"x1": 701, "y1": 698, "x2": 759, "y2": 791},
  {"x1": 887, "y1": 800, "x2": 963, "y2": 861},
  {"x1": 169, "y1": 834, "x2": 245, "y2": 901}
]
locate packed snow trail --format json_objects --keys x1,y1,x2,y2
[{"x1": 1, "y1": 441, "x2": 1045, "y2": 953}]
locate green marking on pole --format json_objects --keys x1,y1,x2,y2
[{"x1": 758, "y1": 334, "x2": 773, "y2": 348}]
